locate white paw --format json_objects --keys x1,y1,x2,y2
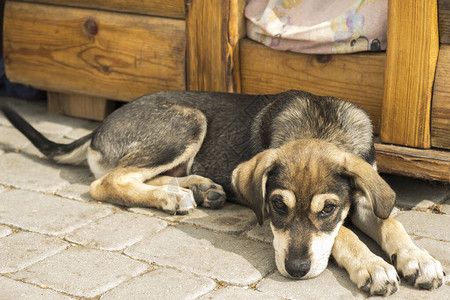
[
  {"x1": 350, "y1": 256, "x2": 399, "y2": 296},
  {"x1": 392, "y1": 247, "x2": 444, "y2": 289},
  {"x1": 161, "y1": 185, "x2": 196, "y2": 215}
]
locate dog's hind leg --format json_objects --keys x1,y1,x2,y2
[
  {"x1": 145, "y1": 175, "x2": 226, "y2": 209},
  {"x1": 88, "y1": 103, "x2": 211, "y2": 214},
  {"x1": 90, "y1": 166, "x2": 197, "y2": 214}
]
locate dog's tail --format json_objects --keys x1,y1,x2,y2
[{"x1": 0, "y1": 103, "x2": 94, "y2": 165}]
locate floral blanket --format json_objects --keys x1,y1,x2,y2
[{"x1": 245, "y1": 0, "x2": 387, "y2": 54}]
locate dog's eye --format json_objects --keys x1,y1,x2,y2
[
  {"x1": 271, "y1": 196, "x2": 287, "y2": 213},
  {"x1": 320, "y1": 204, "x2": 336, "y2": 217}
]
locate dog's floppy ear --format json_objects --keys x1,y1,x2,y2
[
  {"x1": 232, "y1": 149, "x2": 278, "y2": 225},
  {"x1": 340, "y1": 153, "x2": 396, "y2": 219}
]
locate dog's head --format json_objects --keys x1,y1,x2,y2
[{"x1": 232, "y1": 139, "x2": 395, "y2": 279}]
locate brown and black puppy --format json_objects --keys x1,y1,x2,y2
[{"x1": 1, "y1": 90, "x2": 444, "y2": 296}]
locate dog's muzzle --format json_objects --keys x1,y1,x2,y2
[{"x1": 285, "y1": 257, "x2": 311, "y2": 278}]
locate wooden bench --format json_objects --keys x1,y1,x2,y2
[{"x1": 3, "y1": 0, "x2": 449, "y2": 181}]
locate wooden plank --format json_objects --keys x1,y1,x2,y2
[
  {"x1": 439, "y1": 0, "x2": 450, "y2": 44},
  {"x1": 432, "y1": 45, "x2": 450, "y2": 149},
  {"x1": 47, "y1": 92, "x2": 115, "y2": 121},
  {"x1": 186, "y1": 0, "x2": 247, "y2": 93},
  {"x1": 3, "y1": 1, "x2": 186, "y2": 102},
  {"x1": 229, "y1": 0, "x2": 248, "y2": 93},
  {"x1": 240, "y1": 39, "x2": 385, "y2": 131},
  {"x1": 381, "y1": 0, "x2": 439, "y2": 148},
  {"x1": 375, "y1": 143, "x2": 450, "y2": 182},
  {"x1": 20, "y1": 0, "x2": 185, "y2": 19},
  {"x1": 0, "y1": 0, "x2": 4, "y2": 57}
]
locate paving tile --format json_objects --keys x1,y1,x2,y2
[
  {"x1": 0, "y1": 277, "x2": 73, "y2": 300},
  {"x1": 0, "y1": 153, "x2": 90, "y2": 193},
  {"x1": 55, "y1": 182, "x2": 94, "y2": 202},
  {"x1": 0, "y1": 232, "x2": 68, "y2": 273},
  {"x1": 65, "y1": 212, "x2": 167, "y2": 251},
  {"x1": 0, "y1": 124, "x2": 74, "y2": 160},
  {"x1": 17, "y1": 103, "x2": 94, "y2": 136},
  {"x1": 101, "y1": 268, "x2": 215, "y2": 300},
  {"x1": 180, "y1": 203, "x2": 257, "y2": 234},
  {"x1": 199, "y1": 286, "x2": 284, "y2": 300},
  {"x1": 128, "y1": 207, "x2": 157, "y2": 217},
  {"x1": 20, "y1": 136, "x2": 75, "y2": 159},
  {"x1": 382, "y1": 281, "x2": 450, "y2": 300},
  {"x1": 34, "y1": 116, "x2": 95, "y2": 136},
  {"x1": 257, "y1": 261, "x2": 364, "y2": 300},
  {"x1": 395, "y1": 211, "x2": 450, "y2": 242},
  {"x1": 0, "y1": 97, "x2": 47, "y2": 128},
  {"x1": 0, "y1": 224, "x2": 12, "y2": 238},
  {"x1": 65, "y1": 123, "x2": 98, "y2": 140},
  {"x1": 411, "y1": 235, "x2": 450, "y2": 269},
  {"x1": 0, "y1": 189, "x2": 112, "y2": 235},
  {"x1": 33, "y1": 121, "x2": 74, "y2": 137},
  {"x1": 413, "y1": 200, "x2": 437, "y2": 212},
  {"x1": 125, "y1": 225, "x2": 275, "y2": 285},
  {"x1": 0, "y1": 126, "x2": 31, "y2": 151},
  {"x1": 441, "y1": 198, "x2": 450, "y2": 215},
  {"x1": 132, "y1": 203, "x2": 258, "y2": 234},
  {"x1": 12, "y1": 247, "x2": 148, "y2": 298},
  {"x1": 0, "y1": 100, "x2": 95, "y2": 136},
  {"x1": 390, "y1": 206, "x2": 402, "y2": 217},
  {"x1": 244, "y1": 222, "x2": 273, "y2": 244},
  {"x1": 0, "y1": 98, "x2": 89, "y2": 136},
  {"x1": 412, "y1": 200, "x2": 450, "y2": 215},
  {"x1": 383, "y1": 174, "x2": 450, "y2": 209}
]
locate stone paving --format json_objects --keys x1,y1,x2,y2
[{"x1": 0, "y1": 97, "x2": 449, "y2": 299}]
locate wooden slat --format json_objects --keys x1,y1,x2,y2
[
  {"x1": 381, "y1": 0, "x2": 439, "y2": 148},
  {"x1": 3, "y1": 1, "x2": 186, "y2": 101},
  {"x1": 186, "y1": 0, "x2": 247, "y2": 93},
  {"x1": 240, "y1": 39, "x2": 385, "y2": 131},
  {"x1": 439, "y1": 0, "x2": 450, "y2": 44},
  {"x1": 47, "y1": 92, "x2": 115, "y2": 121},
  {"x1": 432, "y1": 45, "x2": 450, "y2": 149},
  {"x1": 21, "y1": 0, "x2": 185, "y2": 19},
  {"x1": 375, "y1": 143, "x2": 450, "y2": 182}
]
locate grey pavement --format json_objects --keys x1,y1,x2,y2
[{"x1": 0, "y1": 97, "x2": 449, "y2": 299}]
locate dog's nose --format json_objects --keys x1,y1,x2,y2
[{"x1": 285, "y1": 258, "x2": 311, "y2": 278}]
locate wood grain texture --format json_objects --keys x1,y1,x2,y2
[
  {"x1": 431, "y1": 45, "x2": 450, "y2": 149},
  {"x1": 240, "y1": 39, "x2": 385, "y2": 131},
  {"x1": 439, "y1": 0, "x2": 450, "y2": 44},
  {"x1": 186, "y1": 0, "x2": 246, "y2": 93},
  {"x1": 20, "y1": 0, "x2": 186, "y2": 19},
  {"x1": 47, "y1": 92, "x2": 115, "y2": 121},
  {"x1": 3, "y1": 1, "x2": 186, "y2": 101},
  {"x1": 375, "y1": 143, "x2": 450, "y2": 182},
  {"x1": 381, "y1": 0, "x2": 439, "y2": 148}
]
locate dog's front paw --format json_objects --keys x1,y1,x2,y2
[
  {"x1": 391, "y1": 247, "x2": 444, "y2": 290},
  {"x1": 350, "y1": 256, "x2": 399, "y2": 296},
  {"x1": 161, "y1": 186, "x2": 196, "y2": 215}
]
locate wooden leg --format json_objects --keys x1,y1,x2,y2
[
  {"x1": 47, "y1": 92, "x2": 115, "y2": 121},
  {"x1": 381, "y1": 0, "x2": 439, "y2": 148},
  {"x1": 431, "y1": 45, "x2": 450, "y2": 150}
]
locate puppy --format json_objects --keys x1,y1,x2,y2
[{"x1": 1, "y1": 90, "x2": 444, "y2": 295}]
